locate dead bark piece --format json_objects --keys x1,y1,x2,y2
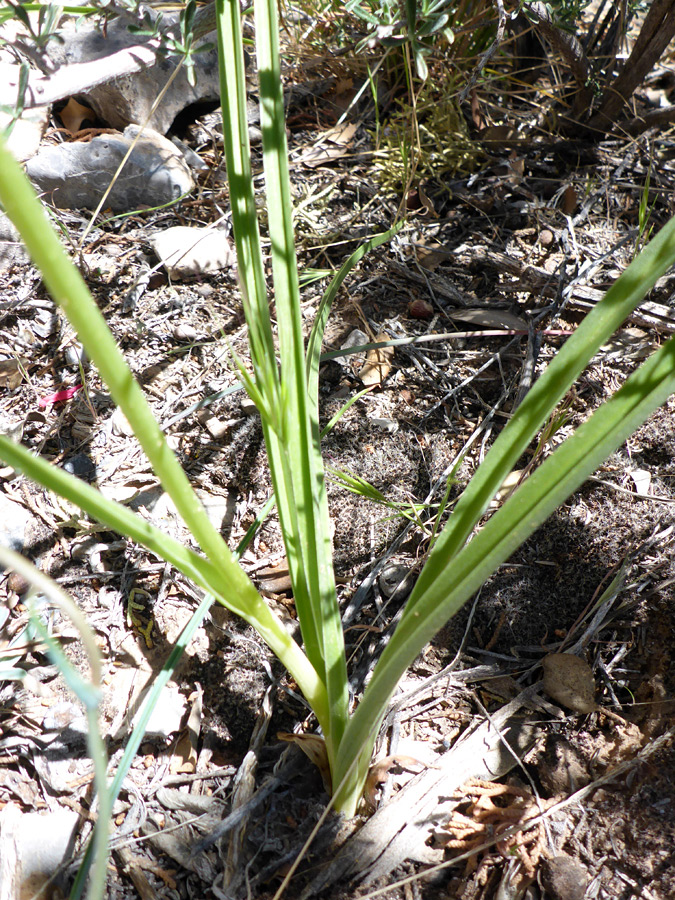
[{"x1": 302, "y1": 691, "x2": 541, "y2": 896}]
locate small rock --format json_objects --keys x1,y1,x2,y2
[
  {"x1": 173, "y1": 323, "x2": 197, "y2": 342},
  {"x1": 7, "y1": 571, "x2": 31, "y2": 596},
  {"x1": 540, "y1": 855, "x2": 589, "y2": 900},
  {"x1": 199, "y1": 414, "x2": 230, "y2": 440},
  {"x1": 111, "y1": 407, "x2": 135, "y2": 437},
  {"x1": 341, "y1": 329, "x2": 369, "y2": 355},
  {"x1": 25, "y1": 126, "x2": 193, "y2": 211},
  {"x1": 0, "y1": 804, "x2": 80, "y2": 900},
  {"x1": 150, "y1": 226, "x2": 235, "y2": 279},
  {"x1": 64, "y1": 343, "x2": 88, "y2": 367},
  {"x1": 0, "y1": 493, "x2": 34, "y2": 555},
  {"x1": 408, "y1": 298, "x2": 434, "y2": 319},
  {"x1": 542, "y1": 653, "x2": 596, "y2": 714},
  {"x1": 379, "y1": 564, "x2": 415, "y2": 601},
  {"x1": 370, "y1": 417, "x2": 399, "y2": 434},
  {"x1": 63, "y1": 454, "x2": 97, "y2": 482}
]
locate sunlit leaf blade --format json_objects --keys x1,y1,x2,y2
[{"x1": 336, "y1": 332, "x2": 675, "y2": 796}]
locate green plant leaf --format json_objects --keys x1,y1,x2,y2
[{"x1": 335, "y1": 330, "x2": 675, "y2": 802}]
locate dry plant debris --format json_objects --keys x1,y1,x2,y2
[{"x1": 437, "y1": 777, "x2": 555, "y2": 884}]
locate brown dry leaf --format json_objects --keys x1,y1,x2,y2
[
  {"x1": 364, "y1": 755, "x2": 426, "y2": 809},
  {"x1": 542, "y1": 653, "x2": 596, "y2": 714},
  {"x1": 60, "y1": 97, "x2": 95, "y2": 134},
  {"x1": 415, "y1": 241, "x2": 450, "y2": 271},
  {"x1": 170, "y1": 730, "x2": 197, "y2": 775},
  {"x1": 479, "y1": 124, "x2": 520, "y2": 147},
  {"x1": 447, "y1": 308, "x2": 528, "y2": 331},
  {"x1": 300, "y1": 122, "x2": 358, "y2": 168},
  {"x1": 257, "y1": 561, "x2": 292, "y2": 594},
  {"x1": 562, "y1": 184, "x2": 577, "y2": 215},
  {"x1": 416, "y1": 183, "x2": 438, "y2": 218},
  {"x1": 359, "y1": 333, "x2": 394, "y2": 386},
  {"x1": 277, "y1": 732, "x2": 331, "y2": 792},
  {"x1": 0, "y1": 358, "x2": 27, "y2": 389}
]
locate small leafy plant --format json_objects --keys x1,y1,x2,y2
[{"x1": 3, "y1": 0, "x2": 675, "y2": 843}]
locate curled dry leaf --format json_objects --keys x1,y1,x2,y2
[
  {"x1": 359, "y1": 333, "x2": 394, "y2": 387},
  {"x1": 364, "y1": 754, "x2": 425, "y2": 810},
  {"x1": 277, "y1": 732, "x2": 331, "y2": 793},
  {"x1": 542, "y1": 653, "x2": 596, "y2": 714},
  {"x1": 0, "y1": 358, "x2": 28, "y2": 389},
  {"x1": 59, "y1": 97, "x2": 95, "y2": 134}
]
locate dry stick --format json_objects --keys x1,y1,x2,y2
[
  {"x1": 459, "y1": 0, "x2": 506, "y2": 103},
  {"x1": 625, "y1": 103, "x2": 675, "y2": 136},
  {"x1": 6, "y1": 2, "x2": 218, "y2": 111},
  {"x1": 524, "y1": 1, "x2": 591, "y2": 87},
  {"x1": 590, "y1": 0, "x2": 675, "y2": 133},
  {"x1": 356, "y1": 725, "x2": 675, "y2": 900}
]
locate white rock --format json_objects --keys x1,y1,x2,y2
[{"x1": 149, "y1": 225, "x2": 234, "y2": 279}]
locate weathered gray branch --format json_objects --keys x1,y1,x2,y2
[{"x1": 2, "y1": 1, "x2": 217, "y2": 111}]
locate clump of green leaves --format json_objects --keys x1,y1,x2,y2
[{"x1": 372, "y1": 79, "x2": 481, "y2": 192}]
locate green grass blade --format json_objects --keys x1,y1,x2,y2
[
  {"x1": 254, "y1": 0, "x2": 349, "y2": 756},
  {"x1": 335, "y1": 331, "x2": 675, "y2": 807},
  {"x1": 0, "y1": 547, "x2": 110, "y2": 900},
  {"x1": 404, "y1": 214, "x2": 675, "y2": 614},
  {"x1": 0, "y1": 136, "x2": 235, "y2": 577},
  {"x1": 69, "y1": 592, "x2": 214, "y2": 900}
]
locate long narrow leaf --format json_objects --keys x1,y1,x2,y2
[
  {"x1": 405, "y1": 214, "x2": 675, "y2": 615},
  {"x1": 254, "y1": 0, "x2": 349, "y2": 757},
  {"x1": 335, "y1": 331, "x2": 675, "y2": 800}
]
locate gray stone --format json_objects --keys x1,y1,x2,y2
[
  {"x1": 48, "y1": 17, "x2": 220, "y2": 134},
  {"x1": 0, "y1": 493, "x2": 33, "y2": 555},
  {"x1": 25, "y1": 125, "x2": 194, "y2": 211}
]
